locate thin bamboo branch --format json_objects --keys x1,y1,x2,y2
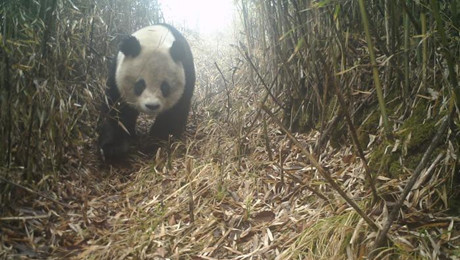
[
  {"x1": 0, "y1": 176, "x2": 70, "y2": 209},
  {"x1": 0, "y1": 214, "x2": 51, "y2": 221},
  {"x1": 214, "y1": 62, "x2": 232, "y2": 121},
  {"x1": 429, "y1": 0, "x2": 460, "y2": 108},
  {"x1": 262, "y1": 105, "x2": 379, "y2": 232},
  {"x1": 241, "y1": 49, "x2": 284, "y2": 109},
  {"x1": 283, "y1": 172, "x2": 330, "y2": 203},
  {"x1": 332, "y1": 73, "x2": 379, "y2": 203},
  {"x1": 262, "y1": 116, "x2": 273, "y2": 161},
  {"x1": 313, "y1": 113, "x2": 343, "y2": 154},
  {"x1": 370, "y1": 112, "x2": 452, "y2": 258},
  {"x1": 242, "y1": 68, "x2": 280, "y2": 141}
]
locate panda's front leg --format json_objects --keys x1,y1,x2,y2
[
  {"x1": 98, "y1": 104, "x2": 139, "y2": 161},
  {"x1": 150, "y1": 99, "x2": 190, "y2": 143}
]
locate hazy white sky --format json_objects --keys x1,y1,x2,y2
[{"x1": 158, "y1": 0, "x2": 235, "y2": 35}]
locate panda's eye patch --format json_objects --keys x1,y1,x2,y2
[
  {"x1": 134, "y1": 79, "x2": 146, "y2": 96},
  {"x1": 161, "y1": 81, "x2": 171, "y2": 97}
]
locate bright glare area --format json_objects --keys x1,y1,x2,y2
[{"x1": 158, "y1": 0, "x2": 235, "y2": 35}]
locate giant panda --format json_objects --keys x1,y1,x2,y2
[{"x1": 98, "y1": 24, "x2": 195, "y2": 160}]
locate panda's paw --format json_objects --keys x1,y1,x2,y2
[{"x1": 99, "y1": 139, "x2": 131, "y2": 162}]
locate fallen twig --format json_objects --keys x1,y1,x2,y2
[
  {"x1": 0, "y1": 213, "x2": 50, "y2": 221},
  {"x1": 332, "y1": 71, "x2": 379, "y2": 203},
  {"x1": 370, "y1": 112, "x2": 452, "y2": 257},
  {"x1": 262, "y1": 105, "x2": 379, "y2": 231}
]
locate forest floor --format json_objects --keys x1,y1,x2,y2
[
  {"x1": 0, "y1": 90, "x2": 370, "y2": 259},
  {"x1": 3, "y1": 91, "x2": 458, "y2": 259},
  {"x1": 1, "y1": 45, "x2": 459, "y2": 259}
]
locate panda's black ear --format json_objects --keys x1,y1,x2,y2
[
  {"x1": 170, "y1": 40, "x2": 186, "y2": 63},
  {"x1": 120, "y1": 36, "x2": 141, "y2": 57}
]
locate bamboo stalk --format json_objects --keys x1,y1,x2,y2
[
  {"x1": 403, "y1": 1, "x2": 410, "y2": 99},
  {"x1": 421, "y1": 11, "x2": 427, "y2": 91},
  {"x1": 429, "y1": 0, "x2": 460, "y2": 107},
  {"x1": 2, "y1": 32, "x2": 12, "y2": 168},
  {"x1": 358, "y1": 0, "x2": 391, "y2": 136},
  {"x1": 384, "y1": 0, "x2": 395, "y2": 97}
]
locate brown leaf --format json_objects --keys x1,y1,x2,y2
[
  {"x1": 342, "y1": 154, "x2": 356, "y2": 164},
  {"x1": 253, "y1": 211, "x2": 275, "y2": 224}
]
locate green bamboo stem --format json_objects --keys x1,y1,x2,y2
[
  {"x1": 421, "y1": 11, "x2": 427, "y2": 91},
  {"x1": 403, "y1": 1, "x2": 410, "y2": 99},
  {"x1": 429, "y1": 0, "x2": 460, "y2": 107},
  {"x1": 358, "y1": 0, "x2": 391, "y2": 136}
]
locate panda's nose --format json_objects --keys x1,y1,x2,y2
[{"x1": 145, "y1": 103, "x2": 160, "y2": 111}]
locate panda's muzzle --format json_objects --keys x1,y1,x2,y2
[{"x1": 145, "y1": 103, "x2": 160, "y2": 111}]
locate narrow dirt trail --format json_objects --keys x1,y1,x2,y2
[{"x1": 63, "y1": 110, "x2": 369, "y2": 259}]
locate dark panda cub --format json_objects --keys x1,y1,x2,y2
[{"x1": 98, "y1": 24, "x2": 195, "y2": 161}]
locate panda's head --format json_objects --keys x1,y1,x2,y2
[{"x1": 115, "y1": 25, "x2": 187, "y2": 115}]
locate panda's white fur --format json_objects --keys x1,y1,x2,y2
[{"x1": 115, "y1": 25, "x2": 186, "y2": 115}]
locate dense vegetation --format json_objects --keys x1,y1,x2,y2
[
  {"x1": 1, "y1": 0, "x2": 459, "y2": 258},
  {"x1": 1, "y1": 0, "x2": 161, "y2": 184}
]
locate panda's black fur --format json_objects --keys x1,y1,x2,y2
[{"x1": 98, "y1": 24, "x2": 195, "y2": 161}]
